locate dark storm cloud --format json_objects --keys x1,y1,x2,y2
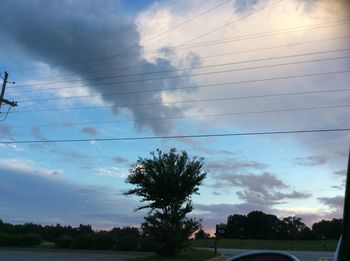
[
  {"x1": 0, "y1": 160, "x2": 140, "y2": 228},
  {"x1": 206, "y1": 159, "x2": 267, "y2": 173},
  {"x1": 294, "y1": 156, "x2": 327, "y2": 166},
  {"x1": 0, "y1": 0, "x2": 195, "y2": 135},
  {"x1": 220, "y1": 150, "x2": 236, "y2": 156},
  {"x1": 212, "y1": 172, "x2": 285, "y2": 190},
  {"x1": 331, "y1": 185, "x2": 343, "y2": 190},
  {"x1": 50, "y1": 148, "x2": 92, "y2": 161},
  {"x1": 237, "y1": 189, "x2": 310, "y2": 205},
  {"x1": 234, "y1": 0, "x2": 259, "y2": 13},
  {"x1": 112, "y1": 156, "x2": 129, "y2": 164},
  {"x1": 318, "y1": 196, "x2": 344, "y2": 210},
  {"x1": 334, "y1": 170, "x2": 346, "y2": 176},
  {"x1": 81, "y1": 127, "x2": 98, "y2": 137},
  {"x1": 0, "y1": 124, "x2": 12, "y2": 139},
  {"x1": 31, "y1": 125, "x2": 47, "y2": 140},
  {"x1": 211, "y1": 172, "x2": 311, "y2": 205}
]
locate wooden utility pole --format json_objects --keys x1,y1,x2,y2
[{"x1": 0, "y1": 71, "x2": 17, "y2": 111}]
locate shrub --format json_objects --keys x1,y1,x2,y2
[
  {"x1": 95, "y1": 232, "x2": 115, "y2": 250},
  {"x1": 115, "y1": 235, "x2": 138, "y2": 251},
  {"x1": 0, "y1": 233, "x2": 9, "y2": 246},
  {"x1": 21, "y1": 233, "x2": 42, "y2": 246},
  {"x1": 139, "y1": 235, "x2": 156, "y2": 251},
  {"x1": 0, "y1": 233, "x2": 7, "y2": 246},
  {"x1": 55, "y1": 235, "x2": 74, "y2": 248},
  {"x1": 0, "y1": 234, "x2": 22, "y2": 246},
  {"x1": 72, "y1": 233, "x2": 95, "y2": 249}
]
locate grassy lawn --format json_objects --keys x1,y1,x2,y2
[
  {"x1": 192, "y1": 239, "x2": 338, "y2": 252},
  {"x1": 34, "y1": 241, "x2": 56, "y2": 249},
  {"x1": 127, "y1": 248, "x2": 217, "y2": 261}
]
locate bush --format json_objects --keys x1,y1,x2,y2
[
  {"x1": 55, "y1": 235, "x2": 74, "y2": 248},
  {"x1": 72, "y1": 233, "x2": 95, "y2": 249},
  {"x1": 0, "y1": 233, "x2": 8, "y2": 246},
  {"x1": 139, "y1": 235, "x2": 156, "y2": 251},
  {"x1": 0, "y1": 233, "x2": 22, "y2": 247},
  {"x1": 95, "y1": 232, "x2": 115, "y2": 250},
  {"x1": 21, "y1": 233, "x2": 42, "y2": 246},
  {"x1": 115, "y1": 235, "x2": 139, "y2": 251}
]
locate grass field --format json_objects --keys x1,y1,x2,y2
[
  {"x1": 192, "y1": 238, "x2": 338, "y2": 252},
  {"x1": 127, "y1": 248, "x2": 217, "y2": 261}
]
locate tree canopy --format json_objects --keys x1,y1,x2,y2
[
  {"x1": 224, "y1": 211, "x2": 342, "y2": 240},
  {"x1": 125, "y1": 148, "x2": 206, "y2": 256}
]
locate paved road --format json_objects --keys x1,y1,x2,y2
[
  {"x1": 217, "y1": 248, "x2": 334, "y2": 261},
  {"x1": 0, "y1": 248, "x2": 335, "y2": 261},
  {"x1": 0, "y1": 249, "x2": 148, "y2": 261}
]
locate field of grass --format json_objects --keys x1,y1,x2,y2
[
  {"x1": 192, "y1": 238, "x2": 338, "y2": 252},
  {"x1": 127, "y1": 248, "x2": 217, "y2": 261}
]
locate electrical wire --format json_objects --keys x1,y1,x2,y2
[
  {"x1": 89, "y1": 0, "x2": 287, "y2": 80},
  {"x1": 0, "y1": 107, "x2": 11, "y2": 122},
  {"x1": 15, "y1": 69, "x2": 350, "y2": 104},
  {"x1": 123, "y1": 20, "x2": 350, "y2": 56},
  {"x1": 105, "y1": 0, "x2": 234, "y2": 60},
  {"x1": 15, "y1": 61, "x2": 350, "y2": 104},
  {"x1": 8, "y1": 21, "x2": 349, "y2": 84},
  {"x1": 9, "y1": 104, "x2": 350, "y2": 129},
  {"x1": 11, "y1": 48, "x2": 350, "y2": 90},
  {"x1": 1, "y1": 128, "x2": 350, "y2": 144},
  {"x1": 34, "y1": 34, "x2": 350, "y2": 84},
  {"x1": 6, "y1": 0, "x2": 233, "y2": 73},
  {"x1": 175, "y1": 0, "x2": 285, "y2": 47},
  {"x1": 10, "y1": 87, "x2": 350, "y2": 114}
]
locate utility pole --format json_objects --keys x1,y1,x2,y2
[
  {"x1": 339, "y1": 146, "x2": 350, "y2": 261},
  {"x1": 0, "y1": 71, "x2": 17, "y2": 112}
]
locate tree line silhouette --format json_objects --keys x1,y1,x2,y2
[
  {"x1": 0, "y1": 219, "x2": 141, "y2": 250},
  {"x1": 0, "y1": 211, "x2": 342, "y2": 251},
  {"x1": 195, "y1": 211, "x2": 342, "y2": 240}
]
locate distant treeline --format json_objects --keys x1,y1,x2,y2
[
  {"x1": 195, "y1": 211, "x2": 342, "y2": 240},
  {"x1": 0, "y1": 219, "x2": 151, "y2": 250},
  {"x1": 1, "y1": 211, "x2": 342, "y2": 250}
]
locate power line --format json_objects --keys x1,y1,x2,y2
[
  {"x1": 6, "y1": 0, "x2": 233, "y2": 73},
  {"x1": 106, "y1": 0, "x2": 234, "y2": 60},
  {"x1": 15, "y1": 70, "x2": 350, "y2": 104},
  {"x1": 1, "y1": 128, "x2": 350, "y2": 144},
  {"x1": 12, "y1": 48, "x2": 350, "y2": 91},
  {"x1": 15, "y1": 60, "x2": 350, "y2": 104},
  {"x1": 6, "y1": 20, "x2": 349, "y2": 87},
  {"x1": 9, "y1": 104, "x2": 350, "y2": 129},
  {"x1": 93, "y1": 0, "x2": 287, "y2": 80},
  {"x1": 22, "y1": 34, "x2": 350, "y2": 86},
  {"x1": 176, "y1": 0, "x2": 285, "y2": 47},
  {"x1": 124, "y1": 20, "x2": 350, "y2": 56},
  {"x1": 9, "y1": 22, "x2": 349, "y2": 85},
  {"x1": 10, "y1": 87, "x2": 350, "y2": 114}
]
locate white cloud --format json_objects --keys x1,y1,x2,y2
[
  {"x1": 137, "y1": 0, "x2": 350, "y2": 161},
  {"x1": 0, "y1": 158, "x2": 63, "y2": 178},
  {"x1": 95, "y1": 167, "x2": 129, "y2": 178}
]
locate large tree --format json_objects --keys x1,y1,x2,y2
[
  {"x1": 226, "y1": 214, "x2": 247, "y2": 239},
  {"x1": 124, "y1": 148, "x2": 206, "y2": 256}
]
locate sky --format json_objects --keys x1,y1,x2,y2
[{"x1": 0, "y1": 0, "x2": 349, "y2": 232}]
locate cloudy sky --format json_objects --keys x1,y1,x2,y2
[{"x1": 0, "y1": 0, "x2": 349, "y2": 232}]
